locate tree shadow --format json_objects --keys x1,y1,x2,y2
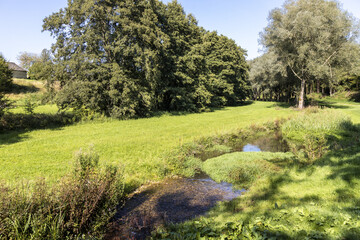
[
  {"x1": 107, "y1": 177, "x2": 239, "y2": 240},
  {"x1": 266, "y1": 102, "x2": 294, "y2": 109},
  {"x1": 0, "y1": 112, "x2": 79, "y2": 146},
  {"x1": 312, "y1": 100, "x2": 351, "y2": 109},
  {"x1": 151, "y1": 101, "x2": 255, "y2": 118},
  {"x1": 9, "y1": 82, "x2": 41, "y2": 94}
]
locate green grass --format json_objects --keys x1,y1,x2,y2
[
  {"x1": 0, "y1": 101, "x2": 294, "y2": 186},
  {"x1": 202, "y1": 152, "x2": 295, "y2": 187},
  {"x1": 151, "y1": 107, "x2": 360, "y2": 239}
]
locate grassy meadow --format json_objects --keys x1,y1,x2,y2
[
  {"x1": 3, "y1": 79, "x2": 360, "y2": 239},
  {"x1": 0, "y1": 100, "x2": 293, "y2": 187}
]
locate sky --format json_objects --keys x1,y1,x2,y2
[{"x1": 1, "y1": 0, "x2": 360, "y2": 64}]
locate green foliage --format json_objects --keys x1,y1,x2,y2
[
  {"x1": 43, "y1": 0, "x2": 250, "y2": 118},
  {"x1": 0, "y1": 148, "x2": 124, "y2": 239},
  {"x1": 0, "y1": 94, "x2": 12, "y2": 118},
  {"x1": 260, "y1": 0, "x2": 360, "y2": 108},
  {"x1": 202, "y1": 152, "x2": 294, "y2": 187},
  {"x1": 151, "y1": 110, "x2": 360, "y2": 240},
  {"x1": 281, "y1": 108, "x2": 354, "y2": 161},
  {"x1": 175, "y1": 31, "x2": 250, "y2": 111},
  {"x1": 0, "y1": 55, "x2": 12, "y2": 92},
  {"x1": 23, "y1": 98, "x2": 36, "y2": 115}
]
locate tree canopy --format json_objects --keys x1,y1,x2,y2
[
  {"x1": 43, "y1": 0, "x2": 250, "y2": 118},
  {"x1": 0, "y1": 55, "x2": 12, "y2": 92},
  {"x1": 259, "y1": 0, "x2": 360, "y2": 108}
]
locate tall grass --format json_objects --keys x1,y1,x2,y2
[
  {"x1": 281, "y1": 108, "x2": 355, "y2": 161},
  {"x1": 0, "y1": 147, "x2": 124, "y2": 239}
]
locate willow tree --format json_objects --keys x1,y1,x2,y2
[{"x1": 261, "y1": 0, "x2": 359, "y2": 109}]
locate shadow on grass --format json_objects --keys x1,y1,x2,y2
[
  {"x1": 8, "y1": 82, "x2": 42, "y2": 94},
  {"x1": 0, "y1": 112, "x2": 79, "y2": 146},
  {"x1": 151, "y1": 101, "x2": 255, "y2": 118},
  {"x1": 311, "y1": 100, "x2": 351, "y2": 109},
  {"x1": 266, "y1": 101, "x2": 294, "y2": 109}
]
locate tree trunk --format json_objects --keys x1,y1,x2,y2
[
  {"x1": 299, "y1": 79, "x2": 306, "y2": 109},
  {"x1": 317, "y1": 80, "x2": 320, "y2": 93}
]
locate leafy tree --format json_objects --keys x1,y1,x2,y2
[
  {"x1": 43, "y1": 0, "x2": 250, "y2": 117},
  {"x1": 28, "y1": 49, "x2": 54, "y2": 81},
  {"x1": 0, "y1": 55, "x2": 12, "y2": 117},
  {"x1": 0, "y1": 55, "x2": 12, "y2": 92},
  {"x1": 176, "y1": 31, "x2": 250, "y2": 111},
  {"x1": 17, "y1": 52, "x2": 39, "y2": 70},
  {"x1": 261, "y1": 0, "x2": 359, "y2": 108}
]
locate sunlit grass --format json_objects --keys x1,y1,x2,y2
[
  {"x1": 152, "y1": 108, "x2": 360, "y2": 239},
  {"x1": 0, "y1": 101, "x2": 294, "y2": 186}
]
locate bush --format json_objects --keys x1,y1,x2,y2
[
  {"x1": 0, "y1": 55, "x2": 12, "y2": 92},
  {"x1": 24, "y1": 98, "x2": 36, "y2": 115},
  {"x1": 0, "y1": 94, "x2": 12, "y2": 118},
  {"x1": 0, "y1": 147, "x2": 124, "y2": 239}
]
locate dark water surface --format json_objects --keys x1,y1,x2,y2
[{"x1": 106, "y1": 133, "x2": 287, "y2": 240}]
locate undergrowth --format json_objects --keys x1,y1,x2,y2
[{"x1": 0, "y1": 147, "x2": 124, "y2": 239}]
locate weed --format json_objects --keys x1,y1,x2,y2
[{"x1": 0, "y1": 147, "x2": 124, "y2": 239}]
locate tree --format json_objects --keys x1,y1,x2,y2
[
  {"x1": 17, "y1": 52, "x2": 39, "y2": 70},
  {"x1": 43, "y1": 0, "x2": 251, "y2": 117},
  {"x1": 0, "y1": 54, "x2": 12, "y2": 92},
  {"x1": 28, "y1": 49, "x2": 54, "y2": 81},
  {"x1": 261, "y1": 0, "x2": 359, "y2": 108},
  {"x1": 0, "y1": 55, "x2": 12, "y2": 117},
  {"x1": 176, "y1": 31, "x2": 250, "y2": 111}
]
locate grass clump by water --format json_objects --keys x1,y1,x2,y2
[
  {"x1": 151, "y1": 109, "x2": 360, "y2": 239},
  {"x1": 202, "y1": 152, "x2": 295, "y2": 187},
  {"x1": 282, "y1": 108, "x2": 355, "y2": 161},
  {"x1": 0, "y1": 147, "x2": 124, "y2": 239}
]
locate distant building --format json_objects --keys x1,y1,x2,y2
[{"x1": 7, "y1": 62, "x2": 27, "y2": 79}]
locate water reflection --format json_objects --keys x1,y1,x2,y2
[{"x1": 242, "y1": 144, "x2": 261, "y2": 152}]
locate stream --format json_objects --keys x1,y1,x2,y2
[{"x1": 106, "y1": 133, "x2": 288, "y2": 239}]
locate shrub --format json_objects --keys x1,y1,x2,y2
[
  {"x1": 0, "y1": 147, "x2": 124, "y2": 239},
  {"x1": 0, "y1": 94, "x2": 12, "y2": 118},
  {"x1": 0, "y1": 55, "x2": 12, "y2": 92},
  {"x1": 24, "y1": 98, "x2": 36, "y2": 115}
]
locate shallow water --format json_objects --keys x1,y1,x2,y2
[
  {"x1": 243, "y1": 144, "x2": 261, "y2": 152},
  {"x1": 107, "y1": 177, "x2": 244, "y2": 239},
  {"x1": 107, "y1": 133, "x2": 287, "y2": 239}
]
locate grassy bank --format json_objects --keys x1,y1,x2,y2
[
  {"x1": 151, "y1": 108, "x2": 360, "y2": 239},
  {"x1": 0, "y1": 101, "x2": 294, "y2": 187}
]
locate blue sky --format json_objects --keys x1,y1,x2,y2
[{"x1": 1, "y1": 0, "x2": 359, "y2": 64}]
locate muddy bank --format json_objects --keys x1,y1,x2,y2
[{"x1": 106, "y1": 177, "x2": 243, "y2": 240}]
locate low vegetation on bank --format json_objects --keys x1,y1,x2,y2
[
  {"x1": 0, "y1": 147, "x2": 124, "y2": 239},
  {"x1": 151, "y1": 108, "x2": 360, "y2": 239}
]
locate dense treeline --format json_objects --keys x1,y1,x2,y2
[
  {"x1": 43, "y1": 0, "x2": 250, "y2": 118},
  {"x1": 250, "y1": 0, "x2": 360, "y2": 107}
]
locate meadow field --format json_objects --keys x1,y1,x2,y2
[
  {"x1": 0, "y1": 99, "x2": 293, "y2": 186},
  {"x1": 2, "y1": 80, "x2": 360, "y2": 239}
]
